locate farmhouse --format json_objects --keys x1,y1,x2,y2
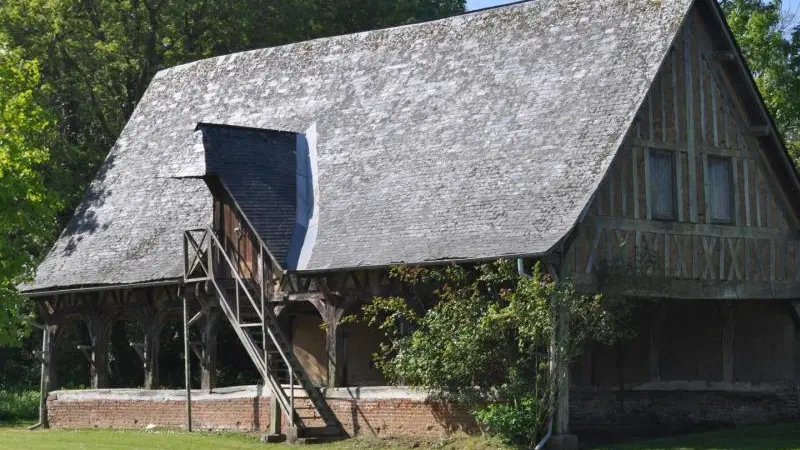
[{"x1": 21, "y1": 0, "x2": 800, "y2": 446}]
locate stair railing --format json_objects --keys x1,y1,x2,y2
[{"x1": 183, "y1": 226, "x2": 299, "y2": 427}]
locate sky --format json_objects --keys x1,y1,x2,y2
[{"x1": 466, "y1": 0, "x2": 800, "y2": 18}]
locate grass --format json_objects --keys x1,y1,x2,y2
[
  {"x1": 0, "y1": 427, "x2": 508, "y2": 450},
  {"x1": 2, "y1": 422, "x2": 800, "y2": 449}
]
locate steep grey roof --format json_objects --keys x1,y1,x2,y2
[
  {"x1": 200, "y1": 124, "x2": 298, "y2": 265},
  {"x1": 23, "y1": 0, "x2": 693, "y2": 291}
]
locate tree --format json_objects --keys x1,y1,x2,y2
[
  {"x1": 721, "y1": 0, "x2": 800, "y2": 158},
  {"x1": 0, "y1": 0, "x2": 466, "y2": 220},
  {"x1": 0, "y1": 39, "x2": 59, "y2": 344},
  {"x1": 351, "y1": 261, "x2": 631, "y2": 446}
]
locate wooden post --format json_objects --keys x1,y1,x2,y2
[
  {"x1": 325, "y1": 318, "x2": 345, "y2": 388},
  {"x1": 143, "y1": 323, "x2": 161, "y2": 390},
  {"x1": 37, "y1": 322, "x2": 59, "y2": 428},
  {"x1": 81, "y1": 309, "x2": 114, "y2": 389},
  {"x1": 43, "y1": 322, "x2": 60, "y2": 394},
  {"x1": 183, "y1": 293, "x2": 193, "y2": 432},
  {"x1": 199, "y1": 306, "x2": 220, "y2": 393},
  {"x1": 309, "y1": 298, "x2": 346, "y2": 388},
  {"x1": 132, "y1": 289, "x2": 167, "y2": 390}
]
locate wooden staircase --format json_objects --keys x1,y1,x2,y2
[{"x1": 183, "y1": 225, "x2": 342, "y2": 438}]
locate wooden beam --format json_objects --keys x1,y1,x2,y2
[
  {"x1": 582, "y1": 216, "x2": 800, "y2": 240},
  {"x1": 571, "y1": 273, "x2": 800, "y2": 300},
  {"x1": 685, "y1": 29, "x2": 699, "y2": 223},
  {"x1": 750, "y1": 125, "x2": 771, "y2": 137},
  {"x1": 713, "y1": 50, "x2": 736, "y2": 62}
]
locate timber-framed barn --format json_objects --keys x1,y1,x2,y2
[{"x1": 21, "y1": 0, "x2": 800, "y2": 445}]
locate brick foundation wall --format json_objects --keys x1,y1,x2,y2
[
  {"x1": 46, "y1": 382, "x2": 799, "y2": 437},
  {"x1": 571, "y1": 381, "x2": 799, "y2": 434},
  {"x1": 46, "y1": 386, "x2": 476, "y2": 438}
]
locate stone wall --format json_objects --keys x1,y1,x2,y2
[
  {"x1": 571, "y1": 381, "x2": 799, "y2": 435},
  {"x1": 570, "y1": 298, "x2": 800, "y2": 434},
  {"x1": 45, "y1": 386, "x2": 476, "y2": 438}
]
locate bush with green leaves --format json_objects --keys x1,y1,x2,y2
[
  {"x1": 350, "y1": 260, "x2": 631, "y2": 447},
  {"x1": 0, "y1": 390, "x2": 38, "y2": 422}
]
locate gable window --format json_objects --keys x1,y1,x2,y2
[
  {"x1": 708, "y1": 156, "x2": 734, "y2": 224},
  {"x1": 649, "y1": 150, "x2": 675, "y2": 220}
]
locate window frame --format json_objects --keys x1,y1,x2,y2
[
  {"x1": 707, "y1": 155, "x2": 735, "y2": 225},
  {"x1": 648, "y1": 149, "x2": 677, "y2": 221}
]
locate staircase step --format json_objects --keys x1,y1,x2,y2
[{"x1": 239, "y1": 323, "x2": 263, "y2": 328}]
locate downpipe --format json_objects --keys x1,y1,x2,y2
[
  {"x1": 534, "y1": 416, "x2": 553, "y2": 450},
  {"x1": 517, "y1": 258, "x2": 554, "y2": 450}
]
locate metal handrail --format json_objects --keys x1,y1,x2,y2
[
  {"x1": 183, "y1": 226, "x2": 300, "y2": 425},
  {"x1": 205, "y1": 230, "x2": 265, "y2": 323}
]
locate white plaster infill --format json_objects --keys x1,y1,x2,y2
[{"x1": 49, "y1": 385, "x2": 434, "y2": 403}]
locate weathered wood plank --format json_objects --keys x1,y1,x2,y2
[
  {"x1": 673, "y1": 234, "x2": 688, "y2": 278},
  {"x1": 702, "y1": 153, "x2": 711, "y2": 224},
  {"x1": 755, "y1": 170, "x2": 762, "y2": 228},
  {"x1": 672, "y1": 48, "x2": 680, "y2": 143},
  {"x1": 702, "y1": 236, "x2": 717, "y2": 280},
  {"x1": 699, "y1": 52, "x2": 706, "y2": 145},
  {"x1": 770, "y1": 239, "x2": 776, "y2": 282},
  {"x1": 621, "y1": 151, "x2": 628, "y2": 218},
  {"x1": 628, "y1": 139, "x2": 747, "y2": 159},
  {"x1": 743, "y1": 157, "x2": 751, "y2": 226},
  {"x1": 632, "y1": 146, "x2": 641, "y2": 220},
  {"x1": 731, "y1": 156, "x2": 740, "y2": 225},
  {"x1": 585, "y1": 227, "x2": 602, "y2": 274},
  {"x1": 677, "y1": 151, "x2": 685, "y2": 223},
  {"x1": 711, "y1": 77, "x2": 719, "y2": 147},
  {"x1": 727, "y1": 237, "x2": 742, "y2": 281},
  {"x1": 644, "y1": 147, "x2": 652, "y2": 220},
  {"x1": 685, "y1": 30, "x2": 699, "y2": 223}
]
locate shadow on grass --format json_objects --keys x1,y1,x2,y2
[{"x1": 0, "y1": 421, "x2": 36, "y2": 429}]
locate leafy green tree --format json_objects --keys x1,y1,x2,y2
[
  {"x1": 721, "y1": 0, "x2": 800, "y2": 158},
  {"x1": 352, "y1": 260, "x2": 631, "y2": 446},
  {"x1": 0, "y1": 0, "x2": 464, "y2": 382},
  {"x1": 0, "y1": 40, "x2": 59, "y2": 344},
  {"x1": 0, "y1": 0, "x2": 465, "y2": 219}
]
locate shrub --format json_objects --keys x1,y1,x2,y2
[
  {"x1": 351, "y1": 260, "x2": 633, "y2": 446},
  {"x1": 0, "y1": 390, "x2": 39, "y2": 422},
  {"x1": 474, "y1": 395, "x2": 546, "y2": 447}
]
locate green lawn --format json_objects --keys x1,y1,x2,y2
[
  {"x1": 0, "y1": 427, "x2": 506, "y2": 450},
  {"x1": 2, "y1": 423, "x2": 800, "y2": 449}
]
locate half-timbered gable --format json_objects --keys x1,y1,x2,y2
[{"x1": 562, "y1": 7, "x2": 800, "y2": 299}]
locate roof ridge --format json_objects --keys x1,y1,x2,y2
[{"x1": 153, "y1": 0, "x2": 536, "y2": 80}]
